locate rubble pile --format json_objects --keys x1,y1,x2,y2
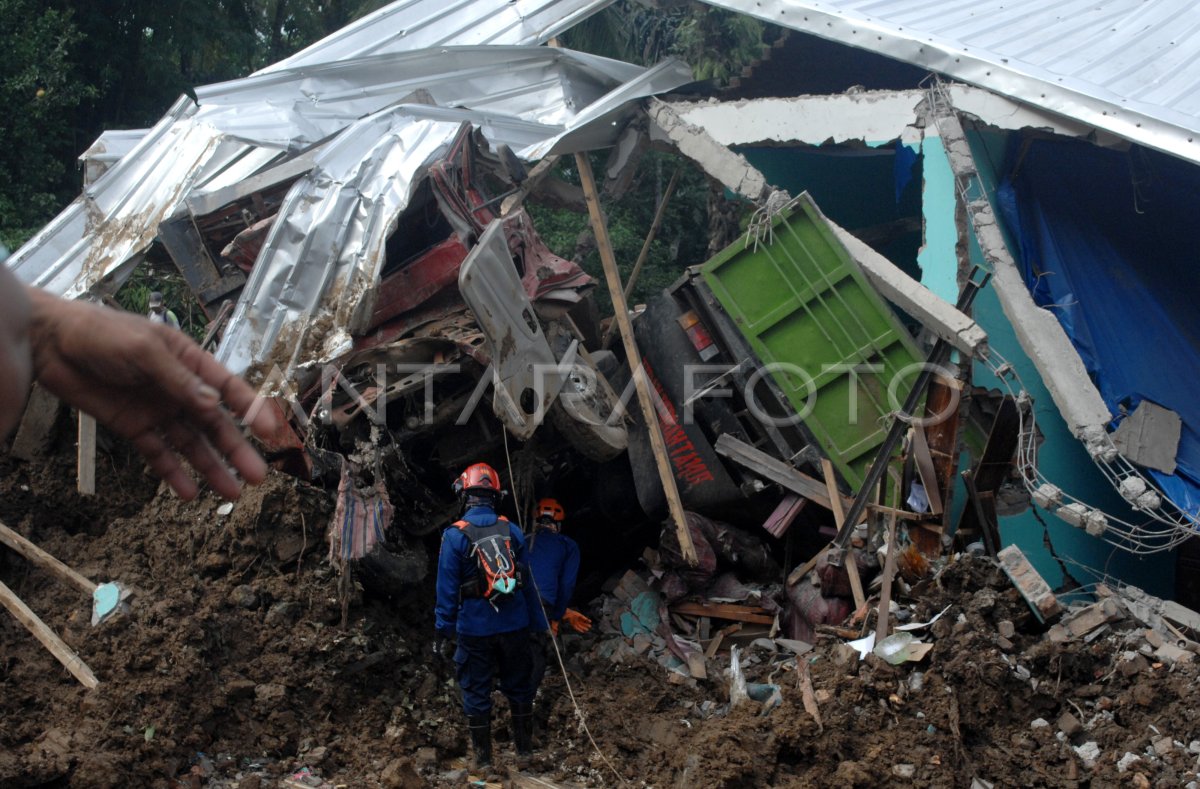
[{"x1": 2, "y1": 445, "x2": 1199, "y2": 788}]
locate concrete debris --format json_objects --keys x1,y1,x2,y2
[
  {"x1": 997, "y1": 545, "x2": 1062, "y2": 623},
  {"x1": 1112, "y1": 400, "x2": 1182, "y2": 474}
]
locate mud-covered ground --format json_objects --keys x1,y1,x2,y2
[{"x1": 2, "y1": 440, "x2": 1199, "y2": 788}]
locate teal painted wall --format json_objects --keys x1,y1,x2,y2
[
  {"x1": 961, "y1": 130, "x2": 1173, "y2": 597},
  {"x1": 748, "y1": 134, "x2": 1175, "y2": 597}
]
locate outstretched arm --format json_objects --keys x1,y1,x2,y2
[{"x1": 21, "y1": 285, "x2": 275, "y2": 500}]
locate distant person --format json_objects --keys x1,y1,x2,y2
[
  {"x1": 0, "y1": 262, "x2": 274, "y2": 501},
  {"x1": 146, "y1": 291, "x2": 180, "y2": 330},
  {"x1": 434, "y1": 463, "x2": 539, "y2": 770},
  {"x1": 526, "y1": 498, "x2": 589, "y2": 693}
]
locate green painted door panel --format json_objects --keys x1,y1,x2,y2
[{"x1": 701, "y1": 193, "x2": 922, "y2": 490}]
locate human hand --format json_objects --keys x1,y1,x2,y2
[
  {"x1": 562, "y1": 608, "x2": 592, "y2": 633},
  {"x1": 24, "y1": 287, "x2": 276, "y2": 501},
  {"x1": 549, "y1": 620, "x2": 559, "y2": 636}
]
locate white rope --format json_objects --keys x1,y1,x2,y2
[{"x1": 502, "y1": 429, "x2": 630, "y2": 787}]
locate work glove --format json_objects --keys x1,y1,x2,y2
[
  {"x1": 432, "y1": 633, "x2": 455, "y2": 661},
  {"x1": 549, "y1": 620, "x2": 559, "y2": 636},
  {"x1": 562, "y1": 608, "x2": 592, "y2": 633}
]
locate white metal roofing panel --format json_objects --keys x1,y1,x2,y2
[
  {"x1": 5, "y1": 0, "x2": 615, "y2": 294},
  {"x1": 699, "y1": 0, "x2": 1200, "y2": 165},
  {"x1": 259, "y1": 0, "x2": 613, "y2": 74}
]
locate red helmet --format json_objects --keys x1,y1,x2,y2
[
  {"x1": 536, "y1": 498, "x2": 565, "y2": 523},
  {"x1": 454, "y1": 462, "x2": 502, "y2": 496}
]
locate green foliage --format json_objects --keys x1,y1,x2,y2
[
  {"x1": 528, "y1": 151, "x2": 717, "y2": 314},
  {"x1": 0, "y1": 0, "x2": 391, "y2": 249},
  {"x1": 672, "y1": 7, "x2": 765, "y2": 84},
  {"x1": 561, "y1": 0, "x2": 767, "y2": 83},
  {"x1": 114, "y1": 263, "x2": 207, "y2": 341},
  {"x1": 0, "y1": 0, "x2": 95, "y2": 247}
]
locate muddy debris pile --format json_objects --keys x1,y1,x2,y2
[{"x1": 0, "y1": 449, "x2": 1197, "y2": 788}]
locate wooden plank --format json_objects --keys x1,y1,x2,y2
[
  {"x1": 821, "y1": 459, "x2": 865, "y2": 610},
  {"x1": 670, "y1": 601, "x2": 774, "y2": 625},
  {"x1": 924, "y1": 377, "x2": 963, "y2": 535},
  {"x1": 0, "y1": 519, "x2": 97, "y2": 596},
  {"x1": 704, "y1": 623, "x2": 742, "y2": 658},
  {"x1": 77, "y1": 412, "x2": 96, "y2": 496},
  {"x1": 867, "y1": 503, "x2": 926, "y2": 520},
  {"x1": 0, "y1": 578, "x2": 99, "y2": 689},
  {"x1": 786, "y1": 543, "x2": 831, "y2": 587},
  {"x1": 687, "y1": 651, "x2": 707, "y2": 680},
  {"x1": 714, "y1": 434, "x2": 855, "y2": 513},
  {"x1": 909, "y1": 426, "x2": 944, "y2": 515},
  {"x1": 500, "y1": 155, "x2": 561, "y2": 216},
  {"x1": 762, "y1": 493, "x2": 806, "y2": 538},
  {"x1": 575, "y1": 153, "x2": 697, "y2": 566},
  {"x1": 821, "y1": 459, "x2": 846, "y2": 525},
  {"x1": 874, "y1": 512, "x2": 900, "y2": 646}
]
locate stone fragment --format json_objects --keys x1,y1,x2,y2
[
  {"x1": 1117, "y1": 752, "x2": 1141, "y2": 773},
  {"x1": 1057, "y1": 712, "x2": 1083, "y2": 738}
]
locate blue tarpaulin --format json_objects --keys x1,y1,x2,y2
[{"x1": 996, "y1": 139, "x2": 1200, "y2": 518}]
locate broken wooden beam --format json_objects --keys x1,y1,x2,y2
[
  {"x1": 874, "y1": 512, "x2": 900, "y2": 646},
  {"x1": 578, "y1": 152, "x2": 700, "y2": 565},
  {"x1": 762, "y1": 493, "x2": 806, "y2": 538},
  {"x1": 704, "y1": 622, "x2": 742, "y2": 658},
  {"x1": 670, "y1": 601, "x2": 775, "y2": 625},
  {"x1": 821, "y1": 459, "x2": 865, "y2": 611},
  {"x1": 714, "y1": 434, "x2": 854, "y2": 513},
  {"x1": 500, "y1": 154, "x2": 561, "y2": 216},
  {"x1": 575, "y1": 152, "x2": 697, "y2": 566},
  {"x1": 786, "y1": 543, "x2": 830, "y2": 587},
  {"x1": 0, "y1": 519, "x2": 98, "y2": 596},
  {"x1": 909, "y1": 425, "x2": 944, "y2": 515},
  {"x1": 0, "y1": 578, "x2": 99, "y2": 689}
]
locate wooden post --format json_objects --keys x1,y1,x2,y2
[
  {"x1": 0, "y1": 578, "x2": 99, "y2": 689},
  {"x1": 77, "y1": 412, "x2": 96, "y2": 496},
  {"x1": 874, "y1": 511, "x2": 900, "y2": 646},
  {"x1": 0, "y1": 519, "x2": 97, "y2": 596},
  {"x1": 822, "y1": 459, "x2": 865, "y2": 610},
  {"x1": 575, "y1": 152, "x2": 698, "y2": 566}
]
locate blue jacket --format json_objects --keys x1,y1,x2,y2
[
  {"x1": 527, "y1": 529, "x2": 580, "y2": 630},
  {"x1": 435, "y1": 505, "x2": 536, "y2": 638}
]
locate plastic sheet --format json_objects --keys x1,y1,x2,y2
[{"x1": 997, "y1": 139, "x2": 1200, "y2": 517}]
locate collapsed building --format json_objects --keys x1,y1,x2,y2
[{"x1": 6, "y1": 1, "x2": 1200, "y2": 782}]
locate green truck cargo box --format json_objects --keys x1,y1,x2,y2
[{"x1": 700, "y1": 193, "x2": 923, "y2": 491}]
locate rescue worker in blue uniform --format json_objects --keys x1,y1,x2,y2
[
  {"x1": 434, "y1": 462, "x2": 539, "y2": 769},
  {"x1": 527, "y1": 498, "x2": 589, "y2": 691}
]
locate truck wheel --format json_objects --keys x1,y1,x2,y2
[{"x1": 549, "y1": 362, "x2": 627, "y2": 462}]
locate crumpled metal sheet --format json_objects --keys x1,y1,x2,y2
[
  {"x1": 217, "y1": 111, "x2": 464, "y2": 378},
  {"x1": 258, "y1": 0, "x2": 615, "y2": 75},
  {"x1": 699, "y1": 0, "x2": 1200, "y2": 166},
  {"x1": 4, "y1": 0, "x2": 617, "y2": 295},
  {"x1": 213, "y1": 54, "x2": 690, "y2": 380}
]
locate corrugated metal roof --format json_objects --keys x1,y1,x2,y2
[
  {"x1": 700, "y1": 0, "x2": 1200, "y2": 164},
  {"x1": 5, "y1": 0, "x2": 614, "y2": 297},
  {"x1": 260, "y1": 0, "x2": 613, "y2": 73}
]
